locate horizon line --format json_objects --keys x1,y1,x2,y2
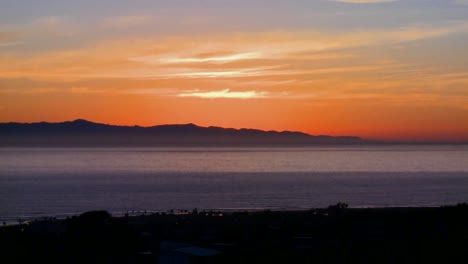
[{"x1": 2, "y1": 118, "x2": 468, "y2": 144}]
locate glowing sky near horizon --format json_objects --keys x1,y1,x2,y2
[{"x1": 1, "y1": 0, "x2": 467, "y2": 141}]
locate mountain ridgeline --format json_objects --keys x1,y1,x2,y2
[{"x1": 0, "y1": 119, "x2": 362, "y2": 146}]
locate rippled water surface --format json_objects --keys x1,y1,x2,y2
[{"x1": 1, "y1": 146, "x2": 467, "y2": 222}]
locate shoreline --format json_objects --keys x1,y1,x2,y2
[
  {"x1": 2, "y1": 204, "x2": 467, "y2": 263},
  {"x1": 0, "y1": 204, "x2": 453, "y2": 227},
  {"x1": 1, "y1": 203, "x2": 464, "y2": 227}
]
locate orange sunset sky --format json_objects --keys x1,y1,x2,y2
[{"x1": 1, "y1": 0, "x2": 467, "y2": 141}]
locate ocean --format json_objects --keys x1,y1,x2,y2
[{"x1": 1, "y1": 146, "x2": 467, "y2": 223}]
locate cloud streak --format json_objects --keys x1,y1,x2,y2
[
  {"x1": 147, "y1": 52, "x2": 264, "y2": 64},
  {"x1": 178, "y1": 89, "x2": 269, "y2": 99}
]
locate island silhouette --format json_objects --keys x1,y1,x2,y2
[{"x1": 0, "y1": 119, "x2": 362, "y2": 146}]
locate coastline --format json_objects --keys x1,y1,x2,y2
[
  {"x1": 2, "y1": 204, "x2": 467, "y2": 263},
  {"x1": 0, "y1": 204, "x2": 454, "y2": 227}
]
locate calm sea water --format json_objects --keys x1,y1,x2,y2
[{"x1": 1, "y1": 146, "x2": 468, "y2": 223}]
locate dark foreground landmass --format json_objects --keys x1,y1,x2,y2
[
  {"x1": 1, "y1": 204, "x2": 468, "y2": 263},
  {"x1": 0, "y1": 119, "x2": 362, "y2": 146}
]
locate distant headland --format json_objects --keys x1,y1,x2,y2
[{"x1": 0, "y1": 119, "x2": 363, "y2": 146}]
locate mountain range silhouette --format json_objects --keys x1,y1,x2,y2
[{"x1": 0, "y1": 119, "x2": 362, "y2": 146}]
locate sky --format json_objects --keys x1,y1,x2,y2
[{"x1": 0, "y1": 0, "x2": 467, "y2": 141}]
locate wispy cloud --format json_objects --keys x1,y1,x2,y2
[
  {"x1": 1, "y1": 22, "x2": 467, "y2": 82},
  {"x1": 0, "y1": 32, "x2": 21, "y2": 48},
  {"x1": 159, "y1": 65, "x2": 297, "y2": 79},
  {"x1": 136, "y1": 52, "x2": 264, "y2": 65},
  {"x1": 69, "y1": 87, "x2": 110, "y2": 94},
  {"x1": 0, "y1": 87, "x2": 57, "y2": 94},
  {"x1": 178, "y1": 89, "x2": 269, "y2": 99},
  {"x1": 0, "y1": 41, "x2": 22, "y2": 47}
]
